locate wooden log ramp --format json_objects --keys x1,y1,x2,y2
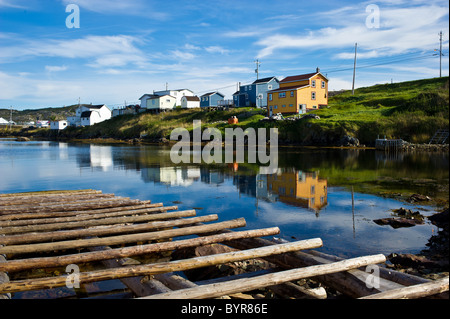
[{"x1": 0, "y1": 189, "x2": 448, "y2": 300}]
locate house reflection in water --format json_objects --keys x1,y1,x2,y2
[
  {"x1": 267, "y1": 170, "x2": 328, "y2": 212},
  {"x1": 141, "y1": 166, "x2": 201, "y2": 186}
]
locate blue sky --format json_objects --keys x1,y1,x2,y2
[{"x1": 0, "y1": 0, "x2": 448, "y2": 109}]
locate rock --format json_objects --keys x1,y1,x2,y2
[
  {"x1": 16, "y1": 137, "x2": 30, "y2": 142},
  {"x1": 428, "y1": 208, "x2": 449, "y2": 229},
  {"x1": 392, "y1": 207, "x2": 424, "y2": 222},
  {"x1": 373, "y1": 217, "x2": 424, "y2": 228},
  {"x1": 339, "y1": 135, "x2": 359, "y2": 147},
  {"x1": 158, "y1": 137, "x2": 169, "y2": 144},
  {"x1": 388, "y1": 253, "x2": 448, "y2": 269},
  {"x1": 409, "y1": 193, "x2": 431, "y2": 202},
  {"x1": 301, "y1": 113, "x2": 320, "y2": 120}
]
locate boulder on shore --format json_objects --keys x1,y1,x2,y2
[{"x1": 373, "y1": 217, "x2": 424, "y2": 228}]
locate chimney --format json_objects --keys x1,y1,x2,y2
[{"x1": 316, "y1": 67, "x2": 320, "y2": 73}]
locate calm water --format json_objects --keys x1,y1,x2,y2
[{"x1": 0, "y1": 139, "x2": 448, "y2": 259}]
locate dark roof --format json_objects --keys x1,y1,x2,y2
[
  {"x1": 183, "y1": 96, "x2": 200, "y2": 101},
  {"x1": 80, "y1": 111, "x2": 92, "y2": 118},
  {"x1": 252, "y1": 76, "x2": 278, "y2": 84},
  {"x1": 201, "y1": 92, "x2": 225, "y2": 97},
  {"x1": 281, "y1": 72, "x2": 318, "y2": 83},
  {"x1": 81, "y1": 104, "x2": 105, "y2": 109},
  {"x1": 268, "y1": 84, "x2": 309, "y2": 93}
]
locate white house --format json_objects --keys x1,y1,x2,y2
[
  {"x1": 50, "y1": 120, "x2": 68, "y2": 130},
  {"x1": 67, "y1": 104, "x2": 111, "y2": 126},
  {"x1": 181, "y1": 96, "x2": 200, "y2": 109},
  {"x1": 140, "y1": 89, "x2": 194, "y2": 110},
  {"x1": 0, "y1": 117, "x2": 9, "y2": 125},
  {"x1": 144, "y1": 95, "x2": 177, "y2": 111}
]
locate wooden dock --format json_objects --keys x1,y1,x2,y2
[{"x1": 0, "y1": 190, "x2": 448, "y2": 299}]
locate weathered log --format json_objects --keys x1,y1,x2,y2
[
  {"x1": 0, "y1": 217, "x2": 245, "y2": 255},
  {"x1": 0, "y1": 230, "x2": 10, "y2": 299},
  {"x1": 0, "y1": 205, "x2": 178, "y2": 227},
  {"x1": 0, "y1": 203, "x2": 163, "y2": 222},
  {"x1": 0, "y1": 189, "x2": 101, "y2": 199},
  {"x1": 0, "y1": 227, "x2": 280, "y2": 273},
  {"x1": 0, "y1": 238, "x2": 322, "y2": 294},
  {"x1": 359, "y1": 277, "x2": 449, "y2": 299},
  {"x1": 0, "y1": 214, "x2": 218, "y2": 246},
  {"x1": 0, "y1": 199, "x2": 148, "y2": 216},
  {"x1": 0, "y1": 193, "x2": 116, "y2": 207},
  {"x1": 223, "y1": 235, "x2": 402, "y2": 298},
  {"x1": 0, "y1": 209, "x2": 197, "y2": 235},
  {"x1": 143, "y1": 254, "x2": 387, "y2": 299}
]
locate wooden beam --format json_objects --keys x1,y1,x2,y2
[
  {"x1": 0, "y1": 209, "x2": 197, "y2": 235},
  {"x1": 143, "y1": 254, "x2": 387, "y2": 299},
  {"x1": 0, "y1": 203, "x2": 163, "y2": 222},
  {"x1": 0, "y1": 214, "x2": 217, "y2": 246},
  {"x1": 0, "y1": 217, "x2": 245, "y2": 255},
  {"x1": 0, "y1": 227, "x2": 280, "y2": 273},
  {"x1": 359, "y1": 277, "x2": 449, "y2": 299},
  {"x1": 0, "y1": 238, "x2": 322, "y2": 294},
  {"x1": 0, "y1": 205, "x2": 178, "y2": 227}
]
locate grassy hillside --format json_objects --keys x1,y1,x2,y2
[
  {"x1": 4, "y1": 76, "x2": 449, "y2": 146},
  {"x1": 0, "y1": 105, "x2": 77, "y2": 123}
]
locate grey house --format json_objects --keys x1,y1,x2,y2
[
  {"x1": 233, "y1": 77, "x2": 279, "y2": 108},
  {"x1": 200, "y1": 92, "x2": 225, "y2": 107}
]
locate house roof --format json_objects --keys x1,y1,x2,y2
[
  {"x1": 281, "y1": 72, "x2": 328, "y2": 83},
  {"x1": 252, "y1": 76, "x2": 278, "y2": 84},
  {"x1": 268, "y1": 84, "x2": 310, "y2": 93},
  {"x1": 183, "y1": 96, "x2": 200, "y2": 101},
  {"x1": 139, "y1": 94, "x2": 158, "y2": 100},
  {"x1": 201, "y1": 92, "x2": 225, "y2": 97},
  {"x1": 81, "y1": 104, "x2": 106, "y2": 109}
]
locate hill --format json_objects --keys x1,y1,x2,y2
[
  {"x1": 0, "y1": 105, "x2": 78, "y2": 124},
  {"x1": 3, "y1": 76, "x2": 449, "y2": 146}
]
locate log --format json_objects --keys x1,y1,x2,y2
[
  {"x1": 0, "y1": 214, "x2": 218, "y2": 246},
  {"x1": 0, "y1": 199, "x2": 146, "y2": 216},
  {"x1": 0, "y1": 209, "x2": 197, "y2": 235},
  {"x1": 360, "y1": 277, "x2": 449, "y2": 299},
  {"x1": 0, "y1": 217, "x2": 246, "y2": 255},
  {"x1": 0, "y1": 203, "x2": 163, "y2": 222},
  {"x1": 0, "y1": 238, "x2": 322, "y2": 294},
  {"x1": 0, "y1": 205, "x2": 178, "y2": 227},
  {"x1": 0, "y1": 193, "x2": 116, "y2": 207},
  {"x1": 0, "y1": 227, "x2": 280, "y2": 273},
  {"x1": 0, "y1": 189, "x2": 101, "y2": 199},
  {"x1": 0, "y1": 243, "x2": 10, "y2": 299},
  {"x1": 143, "y1": 254, "x2": 387, "y2": 299},
  {"x1": 223, "y1": 235, "x2": 401, "y2": 298}
]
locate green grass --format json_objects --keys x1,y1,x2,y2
[{"x1": 7, "y1": 76, "x2": 448, "y2": 146}]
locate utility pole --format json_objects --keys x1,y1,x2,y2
[
  {"x1": 439, "y1": 31, "x2": 443, "y2": 78},
  {"x1": 255, "y1": 59, "x2": 261, "y2": 80},
  {"x1": 352, "y1": 43, "x2": 357, "y2": 95},
  {"x1": 9, "y1": 106, "x2": 12, "y2": 130}
]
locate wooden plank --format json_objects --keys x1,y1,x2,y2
[
  {"x1": 0, "y1": 209, "x2": 197, "y2": 235},
  {"x1": 0, "y1": 218, "x2": 246, "y2": 255},
  {"x1": 0, "y1": 203, "x2": 163, "y2": 222},
  {"x1": 360, "y1": 277, "x2": 449, "y2": 299},
  {"x1": 0, "y1": 227, "x2": 280, "y2": 273},
  {"x1": 142, "y1": 254, "x2": 387, "y2": 299},
  {"x1": 0, "y1": 239, "x2": 323, "y2": 294},
  {"x1": 0, "y1": 214, "x2": 218, "y2": 246},
  {"x1": 0, "y1": 205, "x2": 178, "y2": 227}
]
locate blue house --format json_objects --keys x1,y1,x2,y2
[
  {"x1": 233, "y1": 77, "x2": 280, "y2": 108},
  {"x1": 200, "y1": 92, "x2": 225, "y2": 107}
]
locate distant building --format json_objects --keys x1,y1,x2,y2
[
  {"x1": 233, "y1": 77, "x2": 280, "y2": 108},
  {"x1": 267, "y1": 69, "x2": 328, "y2": 116},
  {"x1": 50, "y1": 120, "x2": 68, "y2": 130},
  {"x1": 140, "y1": 89, "x2": 194, "y2": 110},
  {"x1": 144, "y1": 94, "x2": 177, "y2": 112},
  {"x1": 200, "y1": 92, "x2": 225, "y2": 107},
  {"x1": 36, "y1": 120, "x2": 49, "y2": 128},
  {"x1": 181, "y1": 96, "x2": 200, "y2": 109},
  {"x1": 67, "y1": 104, "x2": 111, "y2": 127},
  {"x1": 0, "y1": 117, "x2": 9, "y2": 125}
]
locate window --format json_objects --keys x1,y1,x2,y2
[
  {"x1": 274, "y1": 105, "x2": 278, "y2": 109},
  {"x1": 290, "y1": 91, "x2": 294, "y2": 97},
  {"x1": 282, "y1": 105, "x2": 286, "y2": 108},
  {"x1": 279, "y1": 92, "x2": 286, "y2": 98},
  {"x1": 249, "y1": 86, "x2": 252, "y2": 91},
  {"x1": 321, "y1": 81, "x2": 326, "y2": 89},
  {"x1": 268, "y1": 85, "x2": 272, "y2": 90},
  {"x1": 311, "y1": 92, "x2": 316, "y2": 100},
  {"x1": 269, "y1": 93, "x2": 273, "y2": 101},
  {"x1": 289, "y1": 104, "x2": 293, "y2": 108},
  {"x1": 311, "y1": 80, "x2": 316, "y2": 88},
  {"x1": 313, "y1": 105, "x2": 317, "y2": 109},
  {"x1": 244, "y1": 86, "x2": 247, "y2": 91},
  {"x1": 311, "y1": 185, "x2": 315, "y2": 195}
]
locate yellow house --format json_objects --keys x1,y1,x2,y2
[
  {"x1": 267, "y1": 171, "x2": 328, "y2": 211},
  {"x1": 267, "y1": 69, "x2": 328, "y2": 116}
]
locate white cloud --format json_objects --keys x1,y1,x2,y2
[
  {"x1": 256, "y1": 4, "x2": 449, "y2": 59},
  {"x1": 45, "y1": 65, "x2": 68, "y2": 72},
  {"x1": 205, "y1": 46, "x2": 230, "y2": 55},
  {"x1": 171, "y1": 50, "x2": 196, "y2": 60}
]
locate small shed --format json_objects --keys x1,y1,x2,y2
[
  {"x1": 50, "y1": 120, "x2": 68, "y2": 130},
  {"x1": 181, "y1": 96, "x2": 200, "y2": 109}
]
